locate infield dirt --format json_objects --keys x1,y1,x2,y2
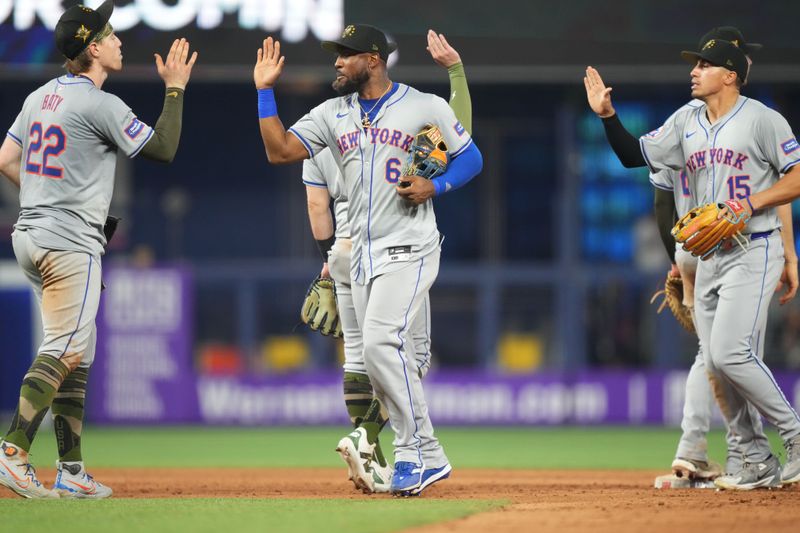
[{"x1": 4, "y1": 468, "x2": 798, "y2": 532}]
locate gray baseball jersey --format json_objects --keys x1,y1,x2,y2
[
  {"x1": 289, "y1": 82, "x2": 473, "y2": 285},
  {"x1": 302, "y1": 148, "x2": 350, "y2": 240},
  {"x1": 642, "y1": 94, "x2": 800, "y2": 467},
  {"x1": 640, "y1": 95, "x2": 800, "y2": 233},
  {"x1": 7, "y1": 74, "x2": 154, "y2": 257},
  {"x1": 649, "y1": 100, "x2": 704, "y2": 218}
]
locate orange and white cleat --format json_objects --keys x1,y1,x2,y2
[
  {"x1": 0, "y1": 440, "x2": 59, "y2": 499},
  {"x1": 54, "y1": 461, "x2": 112, "y2": 499}
]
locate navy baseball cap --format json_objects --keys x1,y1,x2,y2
[
  {"x1": 55, "y1": 0, "x2": 114, "y2": 60},
  {"x1": 321, "y1": 24, "x2": 397, "y2": 61},
  {"x1": 681, "y1": 39, "x2": 749, "y2": 83},
  {"x1": 698, "y1": 26, "x2": 762, "y2": 55}
]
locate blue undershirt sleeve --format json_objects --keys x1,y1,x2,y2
[{"x1": 432, "y1": 142, "x2": 483, "y2": 196}]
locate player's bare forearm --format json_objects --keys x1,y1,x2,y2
[
  {"x1": 259, "y1": 118, "x2": 309, "y2": 164},
  {"x1": 306, "y1": 185, "x2": 335, "y2": 240},
  {"x1": 777, "y1": 203, "x2": 798, "y2": 261},
  {"x1": 749, "y1": 165, "x2": 800, "y2": 211},
  {"x1": 0, "y1": 137, "x2": 22, "y2": 188},
  {"x1": 776, "y1": 203, "x2": 798, "y2": 304}
]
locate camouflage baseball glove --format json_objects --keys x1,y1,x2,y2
[
  {"x1": 671, "y1": 200, "x2": 750, "y2": 260},
  {"x1": 300, "y1": 277, "x2": 342, "y2": 338},
  {"x1": 650, "y1": 273, "x2": 696, "y2": 335},
  {"x1": 402, "y1": 124, "x2": 449, "y2": 179}
]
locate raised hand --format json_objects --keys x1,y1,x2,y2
[
  {"x1": 427, "y1": 30, "x2": 461, "y2": 68},
  {"x1": 254, "y1": 37, "x2": 285, "y2": 89},
  {"x1": 155, "y1": 38, "x2": 198, "y2": 90},
  {"x1": 584, "y1": 66, "x2": 615, "y2": 118}
]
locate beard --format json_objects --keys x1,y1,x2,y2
[{"x1": 332, "y1": 68, "x2": 369, "y2": 95}]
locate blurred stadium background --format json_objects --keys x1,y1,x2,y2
[{"x1": 2, "y1": 0, "x2": 800, "y2": 430}]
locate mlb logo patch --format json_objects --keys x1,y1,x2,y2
[
  {"x1": 781, "y1": 138, "x2": 799, "y2": 155},
  {"x1": 125, "y1": 118, "x2": 144, "y2": 139},
  {"x1": 454, "y1": 121, "x2": 465, "y2": 136},
  {"x1": 644, "y1": 126, "x2": 664, "y2": 139}
]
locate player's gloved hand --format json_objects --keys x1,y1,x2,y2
[
  {"x1": 427, "y1": 30, "x2": 461, "y2": 68},
  {"x1": 155, "y1": 38, "x2": 198, "y2": 90},
  {"x1": 300, "y1": 276, "x2": 342, "y2": 338},
  {"x1": 254, "y1": 37, "x2": 285, "y2": 89},
  {"x1": 672, "y1": 200, "x2": 750, "y2": 260},
  {"x1": 584, "y1": 66, "x2": 616, "y2": 118},
  {"x1": 397, "y1": 175, "x2": 436, "y2": 205},
  {"x1": 650, "y1": 269, "x2": 696, "y2": 335}
]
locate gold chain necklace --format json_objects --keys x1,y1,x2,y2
[{"x1": 359, "y1": 83, "x2": 392, "y2": 128}]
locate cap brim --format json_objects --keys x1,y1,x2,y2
[
  {"x1": 743, "y1": 42, "x2": 763, "y2": 53},
  {"x1": 320, "y1": 40, "x2": 397, "y2": 56},
  {"x1": 96, "y1": 0, "x2": 114, "y2": 26},
  {"x1": 681, "y1": 50, "x2": 705, "y2": 65},
  {"x1": 321, "y1": 40, "x2": 358, "y2": 54}
]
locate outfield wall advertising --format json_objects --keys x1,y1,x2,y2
[{"x1": 88, "y1": 267, "x2": 800, "y2": 426}]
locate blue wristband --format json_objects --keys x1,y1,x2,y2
[{"x1": 257, "y1": 88, "x2": 277, "y2": 119}]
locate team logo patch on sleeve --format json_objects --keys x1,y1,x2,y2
[
  {"x1": 643, "y1": 126, "x2": 664, "y2": 139},
  {"x1": 125, "y1": 118, "x2": 144, "y2": 139},
  {"x1": 781, "y1": 138, "x2": 799, "y2": 155},
  {"x1": 454, "y1": 121, "x2": 465, "y2": 136}
]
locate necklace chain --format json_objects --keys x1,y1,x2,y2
[{"x1": 359, "y1": 83, "x2": 392, "y2": 128}]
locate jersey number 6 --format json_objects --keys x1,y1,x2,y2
[
  {"x1": 385, "y1": 158, "x2": 402, "y2": 184},
  {"x1": 25, "y1": 122, "x2": 66, "y2": 179}
]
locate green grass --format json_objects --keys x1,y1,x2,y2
[
  {"x1": 23, "y1": 426, "x2": 783, "y2": 469},
  {"x1": 0, "y1": 498, "x2": 505, "y2": 533},
  {"x1": 2, "y1": 426, "x2": 784, "y2": 533}
]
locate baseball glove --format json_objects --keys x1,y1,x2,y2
[
  {"x1": 300, "y1": 277, "x2": 342, "y2": 338},
  {"x1": 402, "y1": 124, "x2": 449, "y2": 179},
  {"x1": 671, "y1": 200, "x2": 750, "y2": 260},
  {"x1": 650, "y1": 273, "x2": 696, "y2": 334}
]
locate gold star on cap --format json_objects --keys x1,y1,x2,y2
[
  {"x1": 75, "y1": 24, "x2": 92, "y2": 43},
  {"x1": 342, "y1": 25, "x2": 355, "y2": 38}
]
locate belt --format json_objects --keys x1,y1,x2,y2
[
  {"x1": 746, "y1": 230, "x2": 774, "y2": 241},
  {"x1": 719, "y1": 230, "x2": 774, "y2": 253}
]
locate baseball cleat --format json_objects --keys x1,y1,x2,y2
[
  {"x1": 0, "y1": 441, "x2": 59, "y2": 499},
  {"x1": 653, "y1": 474, "x2": 715, "y2": 489},
  {"x1": 671, "y1": 457, "x2": 723, "y2": 480},
  {"x1": 369, "y1": 460, "x2": 393, "y2": 493},
  {"x1": 54, "y1": 461, "x2": 112, "y2": 499},
  {"x1": 390, "y1": 461, "x2": 424, "y2": 496},
  {"x1": 409, "y1": 463, "x2": 452, "y2": 495},
  {"x1": 714, "y1": 455, "x2": 783, "y2": 490},
  {"x1": 335, "y1": 428, "x2": 376, "y2": 493},
  {"x1": 780, "y1": 436, "x2": 800, "y2": 484}
]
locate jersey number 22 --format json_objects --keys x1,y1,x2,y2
[{"x1": 25, "y1": 122, "x2": 66, "y2": 179}]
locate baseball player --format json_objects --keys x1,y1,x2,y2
[
  {"x1": 650, "y1": 167, "x2": 794, "y2": 485},
  {"x1": 645, "y1": 29, "x2": 788, "y2": 485},
  {"x1": 0, "y1": 1, "x2": 196, "y2": 499},
  {"x1": 304, "y1": 30, "x2": 473, "y2": 493},
  {"x1": 585, "y1": 36, "x2": 800, "y2": 489},
  {"x1": 254, "y1": 24, "x2": 483, "y2": 495}
]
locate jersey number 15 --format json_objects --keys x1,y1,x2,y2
[{"x1": 25, "y1": 122, "x2": 66, "y2": 179}]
